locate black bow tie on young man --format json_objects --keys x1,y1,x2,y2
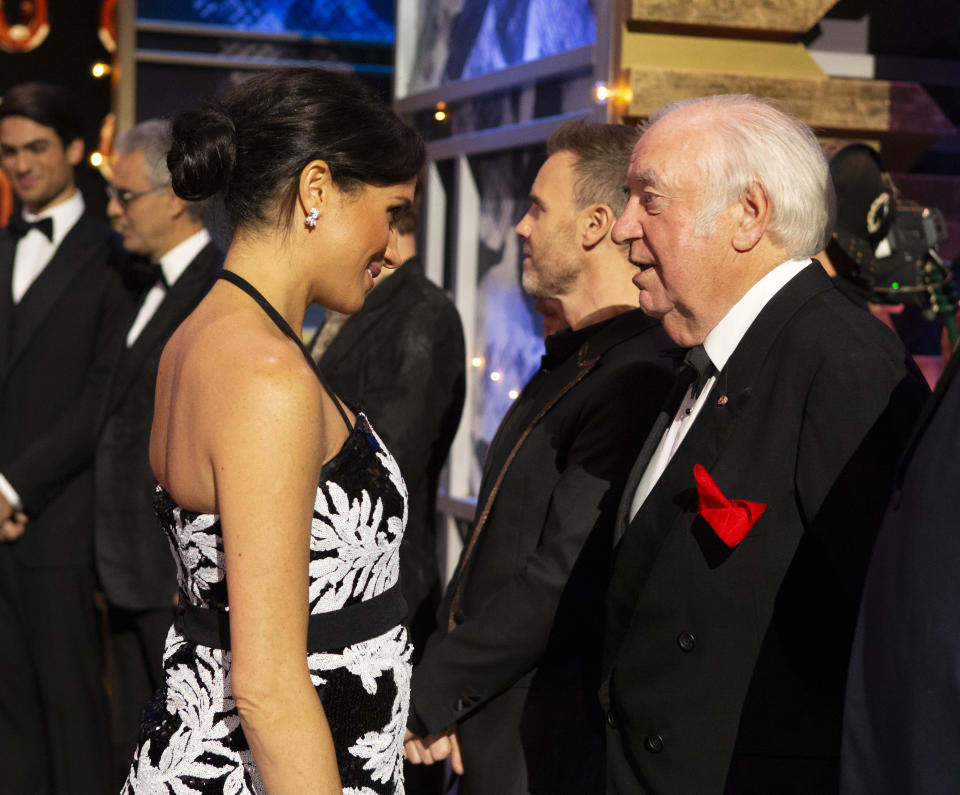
[{"x1": 7, "y1": 215, "x2": 54, "y2": 242}]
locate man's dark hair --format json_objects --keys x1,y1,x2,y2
[
  {"x1": 0, "y1": 82, "x2": 84, "y2": 147},
  {"x1": 392, "y1": 172, "x2": 423, "y2": 236},
  {"x1": 546, "y1": 120, "x2": 638, "y2": 215}
]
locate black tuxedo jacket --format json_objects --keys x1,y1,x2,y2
[
  {"x1": 317, "y1": 256, "x2": 465, "y2": 637},
  {"x1": 841, "y1": 344, "x2": 960, "y2": 795},
  {"x1": 94, "y1": 241, "x2": 222, "y2": 609},
  {"x1": 0, "y1": 212, "x2": 133, "y2": 567},
  {"x1": 410, "y1": 309, "x2": 674, "y2": 794},
  {"x1": 602, "y1": 265, "x2": 929, "y2": 795}
]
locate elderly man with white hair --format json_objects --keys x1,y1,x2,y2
[{"x1": 600, "y1": 95, "x2": 929, "y2": 794}]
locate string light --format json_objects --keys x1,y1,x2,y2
[
  {"x1": 508, "y1": 389, "x2": 519, "y2": 400},
  {"x1": 91, "y1": 62, "x2": 111, "y2": 78},
  {"x1": 471, "y1": 356, "x2": 484, "y2": 368},
  {"x1": 489, "y1": 371, "x2": 503, "y2": 383},
  {"x1": 434, "y1": 101, "x2": 448, "y2": 122},
  {"x1": 89, "y1": 151, "x2": 104, "y2": 167},
  {"x1": 593, "y1": 82, "x2": 633, "y2": 106}
]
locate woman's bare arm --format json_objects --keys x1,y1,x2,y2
[{"x1": 210, "y1": 341, "x2": 344, "y2": 793}]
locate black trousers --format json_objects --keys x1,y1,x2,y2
[
  {"x1": 107, "y1": 603, "x2": 173, "y2": 785},
  {"x1": 0, "y1": 547, "x2": 111, "y2": 794}
]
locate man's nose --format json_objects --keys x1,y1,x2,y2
[
  {"x1": 611, "y1": 209, "x2": 640, "y2": 245},
  {"x1": 106, "y1": 192, "x2": 123, "y2": 219},
  {"x1": 514, "y1": 214, "x2": 530, "y2": 238}
]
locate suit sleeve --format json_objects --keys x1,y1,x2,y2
[
  {"x1": 795, "y1": 331, "x2": 929, "y2": 592},
  {"x1": 354, "y1": 296, "x2": 465, "y2": 488},
  {"x1": 409, "y1": 359, "x2": 674, "y2": 734},
  {"x1": 783, "y1": 326, "x2": 929, "y2": 689},
  {"x1": 4, "y1": 262, "x2": 134, "y2": 517}
]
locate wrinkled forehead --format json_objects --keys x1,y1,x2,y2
[{"x1": 627, "y1": 114, "x2": 710, "y2": 193}]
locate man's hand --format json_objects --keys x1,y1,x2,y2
[
  {"x1": 0, "y1": 511, "x2": 28, "y2": 542},
  {"x1": 403, "y1": 726, "x2": 464, "y2": 774}
]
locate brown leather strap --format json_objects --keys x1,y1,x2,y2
[{"x1": 447, "y1": 347, "x2": 600, "y2": 631}]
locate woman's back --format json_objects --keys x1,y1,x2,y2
[{"x1": 127, "y1": 271, "x2": 412, "y2": 794}]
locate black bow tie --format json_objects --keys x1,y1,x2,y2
[
  {"x1": 8, "y1": 215, "x2": 54, "y2": 242},
  {"x1": 683, "y1": 344, "x2": 716, "y2": 399}
]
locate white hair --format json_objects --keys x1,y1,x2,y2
[{"x1": 644, "y1": 95, "x2": 835, "y2": 258}]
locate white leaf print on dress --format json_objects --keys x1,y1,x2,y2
[
  {"x1": 309, "y1": 626, "x2": 411, "y2": 786},
  {"x1": 130, "y1": 415, "x2": 409, "y2": 794}
]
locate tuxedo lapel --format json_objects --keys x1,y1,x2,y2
[
  {"x1": 6, "y1": 215, "x2": 107, "y2": 373},
  {"x1": 0, "y1": 232, "x2": 14, "y2": 379},
  {"x1": 102, "y1": 243, "x2": 220, "y2": 417}
]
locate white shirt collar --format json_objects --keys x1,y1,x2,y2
[
  {"x1": 157, "y1": 228, "x2": 211, "y2": 287},
  {"x1": 22, "y1": 190, "x2": 85, "y2": 248},
  {"x1": 702, "y1": 258, "x2": 812, "y2": 372}
]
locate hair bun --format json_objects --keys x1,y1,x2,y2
[{"x1": 168, "y1": 107, "x2": 237, "y2": 201}]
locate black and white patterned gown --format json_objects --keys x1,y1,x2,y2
[{"x1": 124, "y1": 271, "x2": 411, "y2": 794}]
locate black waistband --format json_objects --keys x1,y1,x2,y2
[{"x1": 174, "y1": 582, "x2": 407, "y2": 652}]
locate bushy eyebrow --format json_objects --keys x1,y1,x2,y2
[{"x1": 626, "y1": 167, "x2": 676, "y2": 197}]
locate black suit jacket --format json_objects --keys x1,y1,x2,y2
[
  {"x1": 410, "y1": 308, "x2": 674, "y2": 794},
  {"x1": 0, "y1": 211, "x2": 133, "y2": 566},
  {"x1": 94, "y1": 241, "x2": 222, "y2": 609},
  {"x1": 841, "y1": 345, "x2": 960, "y2": 795},
  {"x1": 316, "y1": 256, "x2": 465, "y2": 637},
  {"x1": 602, "y1": 265, "x2": 929, "y2": 795}
]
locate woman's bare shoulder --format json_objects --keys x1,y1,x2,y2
[{"x1": 153, "y1": 300, "x2": 338, "y2": 505}]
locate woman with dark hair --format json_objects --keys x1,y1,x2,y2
[{"x1": 123, "y1": 68, "x2": 424, "y2": 793}]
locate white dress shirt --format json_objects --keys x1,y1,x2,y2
[
  {"x1": 629, "y1": 258, "x2": 813, "y2": 520},
  {"x1": 126, "y1": 228, "x2": 211, "y2": 347},
  {"x1": 11, "y1": 191, "x2": 85, "y2": 304}
]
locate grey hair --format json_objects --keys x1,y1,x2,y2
[
  {"x1": 644, "y1": 95, "x2": 834, "y2": 258},
  {"x1": 115, "y1": 119, "x2": 205, "y2": 223}
]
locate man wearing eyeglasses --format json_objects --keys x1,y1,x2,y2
[
  {"x1": 97, "y1": 118, "x2": 222, "y2": 784},
  {"x1": 0, "y1": 81, "x2": 131, "y2": 791}
]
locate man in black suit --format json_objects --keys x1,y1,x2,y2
[
  {"x1": 602, "y1": 95, "x2": 930, "y2": 794},
  {"x1": 95, "y1": 118, "x2": 222, "y2": 781},
  {"x1": 841, "y1": 342, "x2": 960, "y2": 793},
  {"x1": 0, "y1": 81, "x2": 132, "y2": 791},
  {"x1": 404, "y1": 120, "x2": 674, "y2": 794}
]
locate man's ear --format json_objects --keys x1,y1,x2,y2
[
  {"x1": 166, "y1": 187, "x2": 189, "y2": 219},
  {"x1": 732, "y1": 181, "x2": 770, "y2": 252},
  {"x1": 581, "y1": 203, "x2": 614, "y2": 249},
  {"x1": 298, "y1": 159, "x2": 332, "y2": 221},
  {"x1": 65, "y1": 137, "x2": 84, "y2": 167}
]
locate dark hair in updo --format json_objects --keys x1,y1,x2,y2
[{"x1": 168, "y1": 68, "x2": 425, "y2": 232}]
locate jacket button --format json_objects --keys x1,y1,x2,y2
[
  {"x1": 453, "y1": 698, "x2": 468, "y2": 712},
  {"x1": 677, "y1": 631, "x2": 696, "y2": 652},
  {"x1": 453, "y1": 610, "x2": 465, "y2": 625},
  {"x1": 605, "y1": 710, "x2": 618, "y2": 729},
  {"x1": 644, "y1": 734, "x2": 664, "y2": 753}
]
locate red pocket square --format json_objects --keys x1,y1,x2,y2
[{"x1": 692, "y1": 464, "x2": 767, "y2": 547}]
